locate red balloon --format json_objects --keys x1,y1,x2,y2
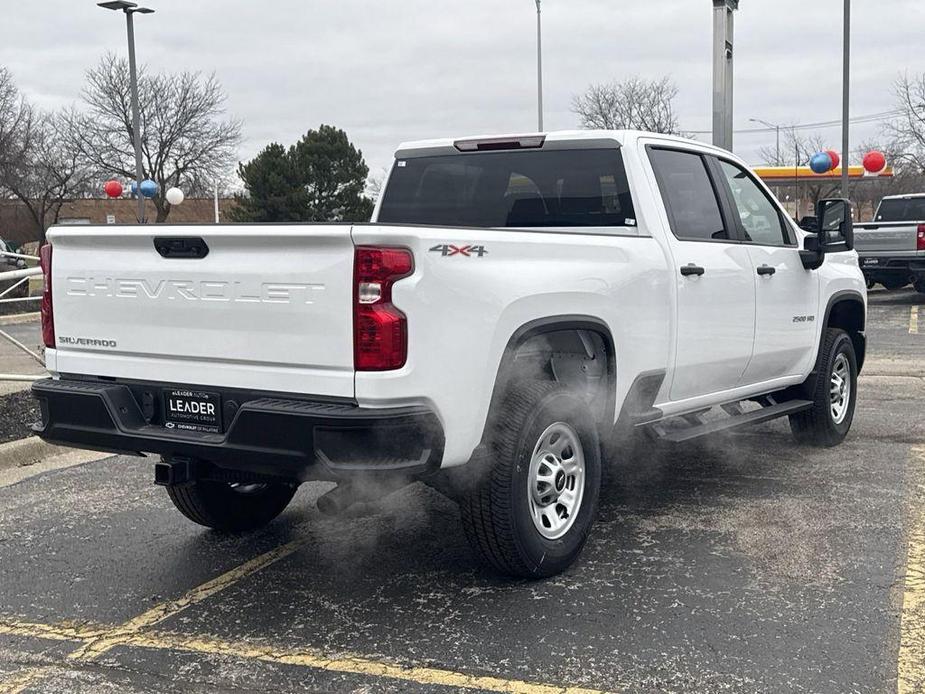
[
  {"x1": 863, "y1": 150, "x2": 886, "y2": 174},
  {"x1": 103, "y1": 180, "x2": 123, "y2": 198},
  {"x1": 826, "y1": 150, "x2": 840, "y2": 171}
]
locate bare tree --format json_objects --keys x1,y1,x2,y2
[
  {"x1": 0, "y1": 67, "x2": 33, "y2": 171},
  {"x1": 884, "y1": 72, "x2": 925, "y2": 174},
  {"x1": 0, "y1": 68, "x2": 94, "y2": 240},
  {"x1": 365, "y1": 167, "x2": 389, "y2": 204},
  {"x1": 67, "y1": 53, "x2": 242, "y2": 222},
  {"x1": 571, "y1": 76, "x2": 683, "y2": 134}
]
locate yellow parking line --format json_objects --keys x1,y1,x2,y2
[
  {"x1": 0, "y1": 617, "x2": 108, "y2": 642},
  {"x1": 0, "y1": 666, "x2": 53, "y2": 694},
  {"x1": 68, "y1": 536, "x2": 307, "y2": 660},
  {"x1": 899, "y1": 445, "x2": 925, "y2": 694},
  {"x1": 0, "y1": 616, "x2": 612, "y2": 693},
  {"x1": 124, "y1": 630, "x2": 612, "y2": 694},
  {"x1": 911, "y1": 306, "x2": 919, "y2": 335}
]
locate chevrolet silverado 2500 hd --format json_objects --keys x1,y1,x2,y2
[
  {"x1": 855, "y1": 193, "x2": 925, "y2": 292},
  {"x1": 32, "y1": 131, "x2": 866, "y2": 578}
]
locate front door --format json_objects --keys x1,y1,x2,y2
[
  {"x1": 647, "y1": 147, "x2": 756, "y2": 402},
  {"x1": 711, "y1": 158, "x2": 819, "y2": 383}
]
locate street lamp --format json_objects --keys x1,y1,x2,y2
[
  {"x1": 534, "y1": 0, "x2": 543, "y2": 131},
  {"x1": 97, "y1": 0, "x2": 155, "y2": 224},
  {"x1": 841, "y1": 0, "x2": 850, "y2": 198},
  {"x1": 749, "y1": 117, "x2": 781, "y2": 164}
]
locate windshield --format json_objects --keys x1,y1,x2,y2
[
  {"x1": 377, "y1": 148, "x2": 635, "y2": 229},
  {"x1": 875, "y1": 197, "x2": 925, "y2": 222}
]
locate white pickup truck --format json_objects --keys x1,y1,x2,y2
[
  {"x1": 855, "y1": 193, "x2": 925, "y2": 292},
  {"x1": 32, "y1": 130, "x2": 866, "y2": 577}
]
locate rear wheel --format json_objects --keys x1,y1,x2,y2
[
  {"x1": 460, "y1": 382, "x2": 602, "y2": 578},
  {"x1": 789, "y1": 328, "x2": 858, "y2": 447},
  {"x1": 165, "y1": 472, "x2": 297, "y2": 531},
  {"x1": 913, "y1": 277, "x2": 925, "y2": 295}
]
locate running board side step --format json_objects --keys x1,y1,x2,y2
[{"x1": 656, "y1": 400, "x2": 813, "y2": 443}]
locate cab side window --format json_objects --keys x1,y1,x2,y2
[
  {"x1": 716, "y1": 160, "x2": 790, "y2": 246},
  {"x1": 648, "y1": 148, "x2": 730, "y2": 242}
]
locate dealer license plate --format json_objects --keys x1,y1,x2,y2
[
  {"x1": 861, "y1": 258, "x2": 880, "y2": 267},
  {"x1": 163, "y1": 389, "x2": 222, "y2": 433}
]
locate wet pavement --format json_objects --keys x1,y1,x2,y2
[{"x1": 0, "y1": 288, "x2": 922, "y2": 693}]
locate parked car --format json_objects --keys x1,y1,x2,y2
[
  {"x1": 30, "y1": 130, "x2": 866, "y2": 577},
  {"x1": 855, "y1": 193, "x2": 925, "y2": 292}
]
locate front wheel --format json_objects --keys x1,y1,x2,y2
[
  {"x1": 789, "y1": 328, "x2": 858, "y2": 447},
  {"x1": 165, "y1": 471, "x2": 297, "y2": 531},
  {"x1": 460, "y1": 382, "x2": 602, "y2": 578},
  {"x1": 913, "y1": 277, "x2": 925, "y2": 295}
]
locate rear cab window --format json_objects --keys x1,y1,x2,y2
[
  {"x1": 875, "y1": 197, "x2": 925, "y2": 222},
  {"x1": 377, "y1": 148, "x2": 636, "y2": 230}
]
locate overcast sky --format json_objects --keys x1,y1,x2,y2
[{"x1": 2, "y1": 0, "x2": 922, "y2": 183}]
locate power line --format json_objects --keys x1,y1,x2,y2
[{"x1": 688, "y1": 109, "x2": 903, "y2": 135}]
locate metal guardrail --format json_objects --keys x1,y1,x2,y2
[{"x1": 0, "y1": 251, "x2": 47, "y2": 381}]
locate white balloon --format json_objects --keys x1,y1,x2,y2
[{"x1": 165, "y1": 187, "x2": 185, "y2": 206}]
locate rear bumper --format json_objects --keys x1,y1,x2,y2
[
  {"x1": 859, "y1": 255, "x2": 925, "y2": 277},
  {"x1": 31, "y1": 378, "x2": 444, "y2": 481}
]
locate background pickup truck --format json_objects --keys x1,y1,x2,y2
[
  {"x1": 855, "y1": 193, "x2": 925, "y2": 292},
  {"x1": 32, "y1": 130, "x2": 867, "y2": 578}
]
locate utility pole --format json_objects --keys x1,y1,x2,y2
[
  {"x1": 712, "y1": 0, "x2": 738, "y2": 151},
  {"x1": 841, "y1": 0, "x2": 851, "y2": 198},
  {"x1": 98, "y1": 1, "x2": 155, "y2": 224},
  {"x1": 535, "y1": 0, "x2": 543, "y2": 131}
]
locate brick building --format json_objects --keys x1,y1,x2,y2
[{"x1": 0, "y1": 197, "x2": 240, "y2": 247}]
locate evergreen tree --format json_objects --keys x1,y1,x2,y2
[{"x1": 233, "y1": 125, "x2": 374, "y2": 222}]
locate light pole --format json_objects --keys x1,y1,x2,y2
[
  {"x1": 749, "y1": 117, "x2": 781, "y2": 164},
  {"x1": 841, "y1": 0, "x2": 851, "y2": 199},
  {"x1": 712, "y1": 0, "x2": 738, "y2": 151},
  {"x1": 534, "y1": 0, "x2": 543, "y2": 131},
  {"x1": 98, "y1": 0, "x2": 154, "y2": 224}
]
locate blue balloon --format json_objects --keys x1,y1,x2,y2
[
  {"x1": 139, "y1": 179, "x2": 158, "y2": 198},
  {"x1": 130, "y1": 180, "x2": 138, "y2": 195},
  {"x1": 810, "y1": 152, "x2": 833, "y2": 174}
]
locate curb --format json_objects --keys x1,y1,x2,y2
[
  {"x1": 0, "y1": 312, "x2": 40, "y2": 326},
  {"x1": 0, "y1": 436, "x2": 69, "y2": 470}
]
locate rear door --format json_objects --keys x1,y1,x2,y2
[
  {"x1": 710, "y1": 157, "x2": 819, "y2": 383},
  {"x1": 48, "y1": 224, "x2": 357, "y2": 398},
  {"x1": 647, "y1": 146, "x2": 755, "y2": 401}
]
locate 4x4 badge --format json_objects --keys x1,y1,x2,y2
[{"x1": 429, "y1": 244, "x2": 488, "y2": 258}]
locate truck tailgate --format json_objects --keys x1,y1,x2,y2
[
  {"x1": 854, "y1": 222, "x2": 919, "y2": 254},
  {"x1": 47, "y1": 225, "x2": 356, "y2": 398}
]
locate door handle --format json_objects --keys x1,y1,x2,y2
[
  {"x1": 680, "y1": 264, "x2": 705, "y2": 277},
  {"x1": 756, "y1": 265, "x2": 776, "y2": 276}
]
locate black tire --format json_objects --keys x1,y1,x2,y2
[
  {"x1": 881, "y1": 277, "x2": 909, "y2": 291},
  {"x1": 460, "y1": 382, "x2": 602, "y2": 578},
  {"x1": 913, "y1": 278, "x2": 925, "y2": 295},
  {"x1": 166, "y1": 473, "x2": 297, "y2": 531},
  {"x1": 789, "y1": 328, "x2": 858, "y2": 447}
]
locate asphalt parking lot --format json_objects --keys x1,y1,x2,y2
[{"x1": 0, "y1": 290, "x2": 923, "y2": 693}]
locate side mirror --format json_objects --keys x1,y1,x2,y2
[
  {"x1": 815, "y1": 198, "x2": 854, "y2": 252},
  {"x1": 800, "y1": 198, "x2": 853, "y2": 270}
]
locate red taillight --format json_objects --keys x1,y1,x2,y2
[
  {"x1": 353, "y1": 246, "x2": 413, "y2": 371},
  {"x1": 917, "y1": 224, "x2": 925, "y2": 251},
  {"x1": 39, "y1": 243, "x2": 54, "y2": 348}
]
